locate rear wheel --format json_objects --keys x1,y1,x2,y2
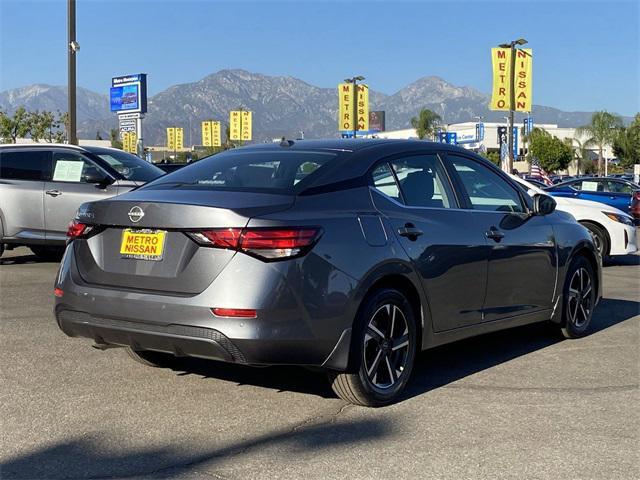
[
  {"x1": 0, "y1": 243, "x2": 4, "y2": 258},
  {"x1": 125, "y1": 347, "x2": 181, "y2": 368},
  {"x1": 580, "y1": 222, "x2": 609, "y2": 258},
  {"x1": 328, "y1": 288, "x2": 417, "y2": 407},
  {"x1": 30, "y1": 246, "x2": 64, "y2": 262},
  {"x1": 560, "y1": 256, "x2": 596, "y2": 339}
]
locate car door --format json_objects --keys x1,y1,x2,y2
[
  {"x1": 43, "y1": 150, "x2": 118, "y2": 241},
  {"x1": 0, "y1": 149, "x2": 48, "y2": 241},
  {"x1": 605, "y1": 180, "x2": 633, "y2": 214},
  {"x1": 445, "y1": 153, "x2": 557, "y2": 322},
  {"x1": 370, "y1": 152, "x2": 489, "y2": 331}
]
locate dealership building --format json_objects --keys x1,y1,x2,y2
[{"x1": 367, "y1": 122, "x2": 614, "y2": 175}]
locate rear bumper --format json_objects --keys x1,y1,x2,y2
[{"x1": 53, "y1": 245, "x2": 356, "y2": 369}]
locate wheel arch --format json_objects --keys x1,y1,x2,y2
[
  {"x1": 560, "y1": 242, "x2": 601, "y2": 325},
  {"x1": 578, "y1": 220, "x2": 611, "y2": 256}
]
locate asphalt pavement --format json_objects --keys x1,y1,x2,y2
[{"x1": 1, "y1": 247, "x2": 638, "y2": 480}]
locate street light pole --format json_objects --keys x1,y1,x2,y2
[
  {"x1": 499, "y1": 38, "x2": 527, "y2": 173},
  {"x1": 344, "y1": 76, "x2": 365, "y2": 138},
  {"x1": 67, "y1": 0, "x2": 78, "y2": 145}
]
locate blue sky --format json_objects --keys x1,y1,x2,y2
[{"x1": 1, "y1": 0, "x2": 638, "y2": 115}]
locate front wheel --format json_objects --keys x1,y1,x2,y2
[
  {"x1": 328, "y1": 288, "x2": 417, "y2": 407},
  {"x1": 580, "y1": 222, "x2": 609, "y2": 258},
  {"x1": 560, "y1": 256, "x2": 596, "y2": 339}
]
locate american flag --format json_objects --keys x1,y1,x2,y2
[{"x1": 530, "y1": 160, "x2": 553, "y2": 186}]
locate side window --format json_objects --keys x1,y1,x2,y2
[
  {"x1": 449, "y1": 155, "x2": 524, "y2": 213},
  {"x1": 371, "y1": 163, "x2": 401, "y2": 201},
  {"x1": 0, "y1": 150, "x2": 48, "y2": 181},
  {"x1": 607, "y1": 181, "x2": 632, "y2": 193},
  {"x1": 51, "y1": 152, "x2": 105, "y2": 183},
  {"x1": 579, "y1": 180, "x2": 604, "y2": 192},
  {"x1": 390, "y1": 154, "x2": 455, "y2": 208}
]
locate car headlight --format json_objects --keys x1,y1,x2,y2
[{"x1": 602, "y1": 211, "x2": 634, "y2": 226}]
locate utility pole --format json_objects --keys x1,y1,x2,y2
[
  {"x1": 498, "y1": 38, "x2": 527, "y2": 173},
  {"x1": 344, "y1": 76, "x2": 365, "y2": 138},
  {"x1": 67, "y1": 0, "x2": 79, "y2": 145}
]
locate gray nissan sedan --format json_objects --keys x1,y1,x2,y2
[{"x1": 54, "y1": 139, "x2": 601, "y2": 406}]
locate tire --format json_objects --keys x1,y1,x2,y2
[
  {"x1": 580, "y1": 222, "x2": 609, "y2": 258},
  {"x1": 125, "y1": 347, "x2": 180, "y2": 368},
  {"x1": 560, "y1": 256, "x2": 596, "y2": 339},
  {"x1": 0, "y1": 243, "x2": 4, "y2": 259},
  {"x1": 328, "y1": 288, "x2": 417, "y2": 407},
  {"x1": 30, "y1": 246, "x2": 65, "y2": 262}
]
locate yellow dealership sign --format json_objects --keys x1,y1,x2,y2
[
  {"x1": 229, "y1": 111, "x2": 252, "y2": 141},
  {"x1": 175, "y1": 128, "x2": 184, "y2": 150},
  {"x1": 167, "y1": 127, "x2": 176, "y2": 150},
  {"x1": 514, "y1": 48, "x2": 532, "y2": 112},
  {"x1": 121, "y1": 131, "x2": 137, "y2": 153},
  {"x1": 491, "y1": 48, "x2": 533, "y2": 111},
  {"x1": 338, "y1": 83, "x2": 369, "y2": 132},
  {"x1": 201, "y1": 121, "x2": 222, "y2": 147}
]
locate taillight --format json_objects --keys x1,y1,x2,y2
[
  {"x1": 187, "y1": 227, "x2": 322, "y2": 261},
  {"x1": 54, "y1": 288, "x2": 64, "y2": 298},
  {"x1": 211, "y1": 308, "x2": 257, "y2": 318},
  {"x1": 66, "y1": 220, "x2": 93, "y2": 240}
]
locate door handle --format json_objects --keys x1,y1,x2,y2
[
  {"x1": 398, "y1": 223, "x2": 423, "y2": 240},
  {"x1": 485, "y1": 227, "x2": 505, "y2": 242},
  {"x1": 45, "y1": 189, "x2": 62, "y2": 197}
]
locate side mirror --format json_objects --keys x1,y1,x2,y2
[
  {"x1": 83, "y1": 168, "x2": 113, "y2": 188},
  {"x1": 532, "y1": 193, "x2": 556, "y2": 216}
]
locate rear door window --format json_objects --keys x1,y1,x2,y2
[
  {"x1": 371, "y1": 163, "x2": 401, "y2": 201},
  {"x1": 606, "y1": 181, "x2": 632, "y2": 194},
  {"x1": 0, "y1": 150, "x2": 49, "y2": 181},
  {"x1": 390, "y1": 154, "x2": 456, "y2": 208}
]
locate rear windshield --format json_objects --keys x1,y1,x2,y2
[
  {"x1": 87, "y1": 149, "x2": 164, "y2": 182},
  {"x1": 142, "y1": 150, "x2": 337, "y2": 193}
]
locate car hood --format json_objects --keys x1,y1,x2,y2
[{"x1": 553, "y1": 196, "x2": 628, "y2": 215}]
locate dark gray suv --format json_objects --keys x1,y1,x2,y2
[
  {"x1": 54, "y1": 140, "x2": 601, "y2": 406},
  {"x1": 0, "y1": 144, "x2": 163, "y2": 259}
]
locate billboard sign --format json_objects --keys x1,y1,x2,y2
[
  {"x1": 438, "y1": 132, "x2": 457, "y2": 145},
  {"x1": 514, "y1": 49, "x2": 532, "y2": 112},
  {"x1": 229, "y1": 111, "x2": 252, "y2": 141},
  {"x1": 490, "y1": 48, "x2": 511, "y2": 111},
  {"x1": 523, "y1": 117, "x2": 534, "y2": 136},
  {"x1": 110, "y1": 74, "x2": 147, "y2": 113}
]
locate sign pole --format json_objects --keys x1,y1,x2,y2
[
  {"x1": 136, "y1": 116, "x2": 143, "y2": 158},
  {"x1": 352, "y1": 79, "x2": 358, "y2": 138},
  {"x1": 507, "y1": 42, "x2": 517, "y2": 172},
  {"x1": 67, "y1": 0, "x2": 78, "y2": 145}
]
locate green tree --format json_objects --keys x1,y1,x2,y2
[
  {"x1": 479, "y1": 150, "x2": 501, "y2": 166},
  {"x1": 54, "y1": 111, "x2": 69, "y2": 143},
  {"x1": 109, "y1": 128, "x2": 123, "y2": 149},
  {"x1": 410, "y1": 108, "x2": 441, "y2": 140},
  {"x1": 529, "y1": 134, "x2": 573, "y2": 173},
  {"x1": 612, "y1": 113, "x2": 640, "y2": 169},
  {"x1": 27, "y1": 110, "x2": 57, "y2": 142},
  {"x1": 566, "y1": 137, "x2": 593, "y2": 176},
  {"x1": 576, "y1": 111, "x2": 623, "y2": 175},
  {"x1": 0, "y1": 107, "x2": 31, "y2": 143}
]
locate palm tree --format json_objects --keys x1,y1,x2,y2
[
  {"x1": 567, "y1": 138, "x2": 593, "y2": 176},
  {"x1": 410, "y1": 108, "x2": 442, "y2": 140},
  {"x1": 576, "y1": 111, "x2": 623, "y2": 176}
]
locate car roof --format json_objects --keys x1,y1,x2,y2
[
  {"x1": 231, "y1": 138, "x2": 465, "y2": 154},
  {"x1": 0, "y1": 142, "x2": 88, "y2": 151}
]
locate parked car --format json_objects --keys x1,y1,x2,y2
[
  {"x1": 54, "y1": 140, "x2": 601, "y2": 406},
  {"x1": 550, "y1": 175, "x2": 575, "y2": 184},
  {"x1": 546, "y1": 177, "x2": 640, "y2": 220},
  {"x1": 512, "y1": 175, "x2": 637, "y2": 258},
  {"x1": 521, "y1": 177, "x2": 548, "y2": 189},
  {"x1": 0, "y1": 144, "x2": 164, "y2": 259}
]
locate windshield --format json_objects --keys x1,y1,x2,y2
[
  {"x1": 88, "y1": 148, "x2": 164, "y2": 182},
  {"x1": 142, "y1": 149, "x2": 337, "y2": 193}
]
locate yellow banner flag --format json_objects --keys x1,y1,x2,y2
[
  {"x1": 122, "y1": 132, "x2": 137, "y2": 153},
  {"x1": 357, "y1": 84, "x2": 369, "y2": 131},
  {"x1": 175, "y1": 128, "x2": 184, "y2": 150},
  {"x1": 166, "y1": 127, "x2": 176, "y2": 150},
  {"x1": 514, "y1": 48, "x2": 532, "y2": 112},
  {"x1": 490, "y1": 48, "x2": 512, "y2": 111},
  {"x1": 241, "y1": 111, "x2": 252, "y2": 141},
  {"x1": 211, "y1": 121, "x2": 221, "y2": 147},
  {"x1": 229, "y1": 111, "x2": 242, "y2": 140},
  {"x1": 338, "y1": 83, "x2": 354, "y2": 131},
  {"x1": 202, "y1": 121, "x2": 212, "y2": 147}
]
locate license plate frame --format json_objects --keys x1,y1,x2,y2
[{"x1": 120, "y1": 229, "x2": 167, "y2": 261}]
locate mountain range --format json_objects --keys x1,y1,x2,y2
[{"x1": 0, "y1": 69, "x2": 620, "y2": 145}]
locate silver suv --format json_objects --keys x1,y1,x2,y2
[{"x1": 0, "y1": 144, "x2": 164, "y2": 259}]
